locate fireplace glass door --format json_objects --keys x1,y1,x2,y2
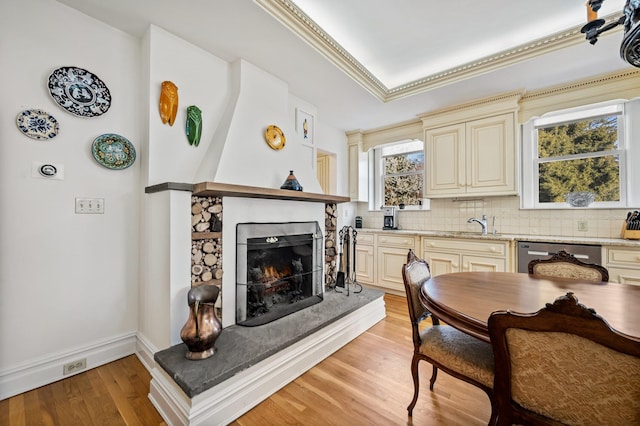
[{"x1": 236, "y1": 222, "x2": 323, "y2": 326}]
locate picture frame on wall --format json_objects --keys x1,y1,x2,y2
[{"x1": 296, "y1": 108, "x2": 314, "y2": 145}]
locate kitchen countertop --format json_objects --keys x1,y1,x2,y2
[{"x1": 356, "y1": 228, "x2": 640, "y2": 247}]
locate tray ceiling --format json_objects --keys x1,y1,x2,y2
[{"x1": 54, "y1": 0, "x2": 632, "y2": 130}]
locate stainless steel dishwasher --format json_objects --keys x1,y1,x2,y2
[{"x1": 517, "y1": 241, "x2": 602, "y2": 273}]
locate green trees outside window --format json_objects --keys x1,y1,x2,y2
[{"x1": 536, "y1": 115, "x2": 620, "y2": 203}]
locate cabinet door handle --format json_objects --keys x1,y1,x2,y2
[
  {"x1": 489, "y1": 247, "x2": 497, "y2": 253},
  {"x1": 462, "y1": 263, "x2": 468, "y2": 270},
  {"x1": 380, "y1": 238, "x2": 386, "y2": 243},
  {"x1": 428, "y1": 242, "x2": 435, "y2": 247},
  {"x1": 403, "y1": 239, "x2": 409, "y2": 245}
]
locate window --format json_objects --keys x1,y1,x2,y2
[
  {"x1": 521, "y1": 100, "x2": 640, "y2": 209},
  {"x1": 372, "y1": 140, "x2": 428, "y2": 210}
]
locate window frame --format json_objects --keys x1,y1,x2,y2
[
  {"x1": 370, "y1": 139, "x2": 429, "y2": 211},
  {"x1": 521, "y1": 99, "x2": 638, "y2": 209}
]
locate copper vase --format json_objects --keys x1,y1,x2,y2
[{"x1": 180, "y1": 285, "x2": 222, "y2": 360}]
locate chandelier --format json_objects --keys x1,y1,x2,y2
[{"x1": 581, "y1": 0, "x2": 640, "y2": 67}]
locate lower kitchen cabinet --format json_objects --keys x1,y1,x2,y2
[
  {"x1": 376, "y1": 234, "x2": 417, "y2": 293},
  {"x1": 376, "y1": 245, "x2": 411, "y2": 292},
  {"x1": 423, "y1": 251, "x2": 506, "y2": 276},
  {"x1": 422, "y1": 237, "x2": 511, "y2": 276},
  {"x1": 354, "y1": 232, "x2": 375, "y2": 285},
  {"x1": 604, "y1": 246, "x2": 640, "y2": 286},
  {"x1": 422, "y1": 251, "x2": 460, "y2": 276},
  {"x1": 353, "y1": 230, "x2": 516, "y2": 294},
  {"x1": 354, "y1": 232, "x2": 417, "y2": 294},
  {"x1": 608, "y1": 268, "x2": 640, "y2": 286}
]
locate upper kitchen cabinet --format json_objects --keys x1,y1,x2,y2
[
  {"x1": 420, "y1": 91, "x2": 522, "y2": 198},
  {"x1": 425, "y1": 113, "x2": 515, "y2": 197}
]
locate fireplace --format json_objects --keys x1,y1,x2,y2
[{"x1": 236, "y1": 221, "x2": 323, "y2": 326}]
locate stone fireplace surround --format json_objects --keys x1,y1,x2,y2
[{"x1": 144, "y1": 182, "x2": 386, "y2": 425}]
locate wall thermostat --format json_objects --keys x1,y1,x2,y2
[
  {"x1": 32, "y1": 161, "x2": 64, "y2": 180},
  {"x1": 39, "y1": 164, "x2": 58, "y2": 177}
]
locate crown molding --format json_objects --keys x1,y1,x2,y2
[
  {"x1": 419, "y1": 90, "x2": 524, "y2": 129},
  {"x1": 519, "y1": 68, "x2": 640, "y2": 121},
  {"x1": 254, "y1": 0, "x2": 387, "y2": 98},
  {"x1": 254, "y1": 0, "x2": 623, "y2": 102},
  {"x1": 348, "y1": 119, "x2": 424, "y2": 152}
]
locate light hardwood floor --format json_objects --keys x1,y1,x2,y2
[{"x1": 0, "y1": 294, "x2": 491, "y2": 425}]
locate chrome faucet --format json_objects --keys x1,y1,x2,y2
[{"x1": 467, "y1": 214, "x2": 488, "y2": 235}]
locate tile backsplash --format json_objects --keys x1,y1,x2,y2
[{"x1": 356, "y1": 196, "x2": 631, "y2": 239}]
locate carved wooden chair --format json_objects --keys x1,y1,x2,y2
[
  {"x1": 402, "y1": 249, "x2": 496, "y2": 423},
  {"x1": 488, "y1": 292, "x2": 640, "y2": 426},
  {"x1": 528, "y1": 249, "x2": 609, "y2": 282}
]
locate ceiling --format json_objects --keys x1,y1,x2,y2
[{"x1": 55, "y1": 0, "x2": 632, "y2": 132}]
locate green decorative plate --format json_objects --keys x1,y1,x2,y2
[{"x1": 91, "y1": 133, "x2": 136, "y2": 170}]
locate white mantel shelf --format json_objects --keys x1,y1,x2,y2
[{"x1": 192, "y1": 181, "x2": 350, "y2": 204}]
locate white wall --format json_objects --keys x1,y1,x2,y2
[
  {"x1": 291, "y1": 93, "x2": 355, "y2": 227},
  {"x1": 146, "y1": 25, "x2": 231, "y2": 187},
  {"x1": 313, "y1": 117, "x2": 355, "y2": 228},
  {"x1": 0, "y1": 0, "x2": 350, "y2": 399},
  {"x1": 0, "y1": 0, "x2": 141, "y2": 397}
]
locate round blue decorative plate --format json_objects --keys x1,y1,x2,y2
[
  {"x1": 48, "y1": 66, "x2": 111, "y2": 117},
  {"x1": 91, "y1": 133, "x2": 136, "y2": 170},
  {"x1": 16, "y1": 109, "x2": 59, "y2": 140}
]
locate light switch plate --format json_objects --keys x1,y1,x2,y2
[{"x1": 75, "y1": 198, "x2": 104, "y2": 214}]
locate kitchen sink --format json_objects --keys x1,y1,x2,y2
[{"x1": 439, "y1": 231, "x2": 499, "y2": 238}]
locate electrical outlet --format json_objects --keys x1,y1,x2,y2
[
  {"x1": 577, "y1": 220, "x2": 588, "y2": 232},
  {"x1": 75, "y1": 198, "x2": 104, "y2": 214},
  {"x1": 63, "y1": 358, "x2": 86, "y2": 375}
]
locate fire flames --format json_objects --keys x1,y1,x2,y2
[{"x1": 257, "y1": 265, "x2": 292, "y2": 292}]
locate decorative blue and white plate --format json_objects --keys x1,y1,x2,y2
[
  {"x1": 91, "y1": 133, "x2": 136, "y2": 170},
  {"x1": 48, "y1": 66, "x2": 111, "y2": 117},
  {"x1": 16, "y1": 109, "x2": 59, "y2": 140}
]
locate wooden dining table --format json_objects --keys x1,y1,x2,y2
[{"x1": 419, "y1": 272, "x2": 640, "y2": 343}]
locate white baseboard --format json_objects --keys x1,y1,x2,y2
[
  {"x1": 0, "y1": 332, "x2": 137, "y2": 400},
  {"x1": 136, "y1": 332, "x2": 159, "y2": 372},
  {"x1": 149, "y1": 295, "x2": 386, "y2": 425}
]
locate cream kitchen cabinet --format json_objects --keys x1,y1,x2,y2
[
  {"x1": 354, "y1": 231, "x2": 375, "y2": 285},
  {"x1": 376, "y1": 234, "x2": 417, "y2": 293},
  {"x1": 354, "y1": 231, "x2": 416, "y2": 294},
  {"x1": 422, "y1": 237, "x2": 511, "y2": 276},
  {"x1": 604, "y1": 246, "x2": 640, "y2": 286},
  {"x1": 424, "y1": 112, "x2": 516, "y2": 198}
]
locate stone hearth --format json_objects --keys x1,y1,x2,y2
[{"x1": 149, "y1": 287, "x2": 385, "y2": 425}]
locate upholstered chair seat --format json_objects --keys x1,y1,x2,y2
[
  {"x1": 402, "y1": 249, "x2": 496, "y2": 423},
  {"x1": 420, "y1": 325, "x2": 495, "y2": 388}
]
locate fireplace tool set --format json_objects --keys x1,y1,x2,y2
[{"x1": 336, "y1": 226, "x2": 362, "y2": 295}]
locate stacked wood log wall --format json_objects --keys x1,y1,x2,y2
[
  {"x1": 325, "y1": 203, "x2": 338, "y2": 289},
  {"x1": 191, "y1": 195, "x2": 223, "y2": 319}
]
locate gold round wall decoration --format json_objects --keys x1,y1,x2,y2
[{"x1": 265, "y1": 125, "x2": 286, "y2": 150}]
